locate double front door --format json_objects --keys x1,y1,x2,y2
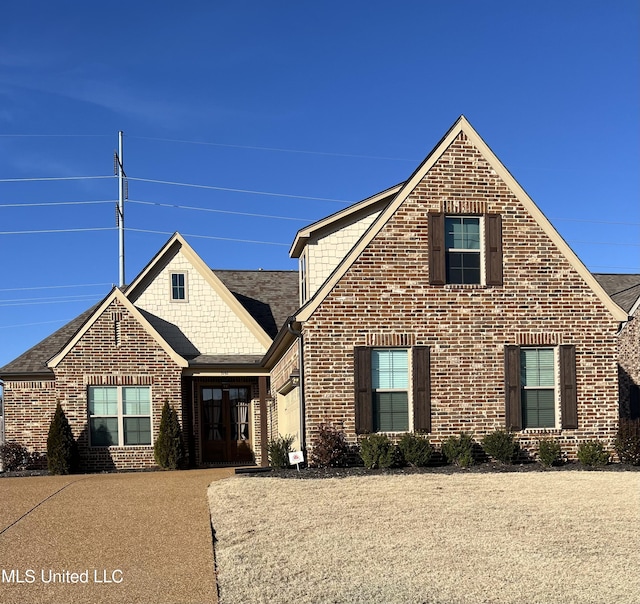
[{"x1": 201, "y1": 386, "x2": 252, "y2": 463}]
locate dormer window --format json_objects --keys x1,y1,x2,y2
[{"x1": 171, "y1": 273, "x2": 187, "y2": 301}]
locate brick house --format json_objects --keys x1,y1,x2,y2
[
  {"x1": 0, "y1": 116, "x2": 636, "y2": 470},
  {"x1": 0, "y1": 234, "x2": 298, "y2": 470}
]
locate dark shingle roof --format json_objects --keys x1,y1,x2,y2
[
  {"x1": 593, "y1": 274, "x2": 640, "y2": 314},
  {"x1": 213, "y1": 270, "x2": 299, "y2": 338},
  {"x1": 0, "y1": 304, "x2": 99, "y2": 377}
]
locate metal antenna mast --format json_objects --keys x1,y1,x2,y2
[{"x1": 114, "y1": 131, "x2": 127, "y2": 287}]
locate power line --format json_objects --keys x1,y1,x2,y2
[
  {"x1": 0, "y1": 227, "x2": 116, "y2": 235},
  {"x1": 128, "y1": 135, "x2": 418, "y2": 162},
  {"x1": 0, "y1": 176, "x2": 114, "y2": 183},
  {"x1": 128, "y1": 199, "x2": 311, "y2": 222},
  {"x1": 127, "y1": 228, "x2": 290, "y2": 247},
  {"x1": 0, "y1": 294, "x2": 101, "y2": 307},
  {"x1": 0, "y1": 283, "x2": 112, "y2": 292},
  {"x1": 127, "y1": 177, "x2": 352, "y2": 203},
  {"x1": 0, "y1": 134, "x2": 111, "y2": 138},
  {"x1": 0, "y1": 200, "x2": 114, "y2": 208},
  {"x1": 0, "y1": 319, "x2": 71, "y2": 330}
]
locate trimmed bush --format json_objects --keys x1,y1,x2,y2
[
  {"x1": 442, "y1": 432, "x2": 476, "y2": 467},
  {"x1": 615, "y1": 418, "x2": 640, "y2": 465},
  {"x1": 577, "y1": 440, "x2": 610, "y2": 467},
  {"x1": 0, "y1": 441, "x2": 35, "y2": 472},
  {"x1": 309, "y1": 424, "x2": 349, "y2": 467},
  {"x1": 154, "y1": 401, "x2": 185, "y2": 470},
  {"x1": 482, "y1": 430, "x2": 517, "y2": 464},
  {"x1": 537, "y1": 438, "x2": 562, "y2": 467},
  {"x1": 359, "y1": 434, "x2": 400, "y2": 469},
  {"x1": 398, "y1": 433, "x2": 433, "y2": 467},
  {"x1": 47, "y1": 402, "x2": 79, "y2": 475},
  {"x1": 268, "y1": 434, "x2": 295, "y2": 468}
]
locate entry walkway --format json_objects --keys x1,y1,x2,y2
[{"x1": 0, "y1": 468, "x2": 234, "y2": 604}]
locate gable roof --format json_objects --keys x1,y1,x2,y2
[
  {"x1": 0, "y1": 304, "x2": 100, "y2": 377},
  {"x1": 593, "y1": 274, "x2": 640, "y2": 315},
  {"x1": 214, "y1": 270, "x2": 299, "y2": 339},
  {"x1": 125, "y1": 232, "x2": 274, "y2": 349},
  {"x1": 289, "y1": 183, "x2": 403, "y2": 258},
  {"x1": 47, "y1": 288, "x2": 188, "y2": 368},
  {"x1": 294, "y1": 116, "x2": 628, "y2": 323}
]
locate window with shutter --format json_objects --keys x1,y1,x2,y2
[
  {"x1": 521, "y1": 348, "x2": 556, "y2": 429},
  {"x1": 355, "y1": 347, "x2": 431, "y2": 434},
  {"x1": 429, "y1": 213, "x2": 503, "y2": 286}
]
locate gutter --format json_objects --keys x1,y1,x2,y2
[{"x1": 286, "y1": 317, "x2": 306, "y2": 457}]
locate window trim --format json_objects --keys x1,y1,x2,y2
[
  {"x1": 170, "y1": 272, "x2": 188, "y2": 302},
  {"x1": 88, "y1": 385, "x2": 153, "y2": 447},
  {"x1": 371, "y1": 348, "x2": 411, "y2": 433},
  {"x1": 444, "y1": 215, "x2": 484, "y2": 285},
  {"x1": 520, "y1": 347, "x2": 558, "y2": 430}
]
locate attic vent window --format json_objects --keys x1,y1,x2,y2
[{"x1": 171, "y1": 273, "x2": 187, "y2": 302}]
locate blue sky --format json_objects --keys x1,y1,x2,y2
[{"x1": 0, "y1": 1, "x2": 638, "y2": 369}]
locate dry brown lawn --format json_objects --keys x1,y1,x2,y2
[{"x1": 208, "y1": 472, "x2": 640, "y2": 604}]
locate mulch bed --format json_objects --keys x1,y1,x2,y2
[{"x1": 255, "y1": 461, "x2": 640, "y2": 479}]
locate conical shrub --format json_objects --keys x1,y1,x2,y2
[
  {"x1": 154, "y1": 401, "x2": 184, "y2": 470},
  {"x1": 47, "y1": 402, "x2": 78, "y2": 475}
]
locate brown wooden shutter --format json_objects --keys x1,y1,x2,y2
[
  {"x1": 485, "y1": 214, "x2": 503, "y2": 286},
  {"x1": 412, "y1": 346, "x2": 431, "y2": 433},
  {"x1": 428, "y1": 212, "x2": 446, "y2": 285},
  {"x1": 354, "y1": 347, "x2": 373, "y2": 434},
  {"x1": 559, "y1": 345, "x2": 578, "y2": 429},
  {"x1": 504, "y1": 345, "x2": 522, "y2": 430}
]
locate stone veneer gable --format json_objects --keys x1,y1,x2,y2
[{"x1": 133, "y1": 248, "x2": 266, "y2": 356}]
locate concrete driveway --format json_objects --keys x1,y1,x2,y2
[{"x1": 0, "y1": 468, "x2": 234, "y2": 604}]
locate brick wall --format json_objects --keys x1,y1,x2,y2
[
  {"x1": 4, "y1": 298, "x2": 185, "y2": 472},
  {"x1": 300, "y1": 132, "x2": 621, "y2": 459},
  {"x1": 618, "y1": 313, "x2": 640, "y2": 417}
]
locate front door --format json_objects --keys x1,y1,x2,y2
[{"x1": 201, "y1": 387, "x2": 252, "y2": 463}]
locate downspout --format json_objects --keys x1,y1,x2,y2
[{"x1": 287, "y1": 318, "x2": 306, "y2": 457}]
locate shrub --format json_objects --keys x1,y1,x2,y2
[
  {"x1": 47, "y1": 402, "x2": 79, "y2": 475},
  {"x1": 537, "y1": 438, "x2": 562, "y2": 467},
  {"x1": 268, "y1": 434, "x2": 295, "y2": 468},
  {"x1": 482, "y1": 430, "x2": 517, "y2": 464},
  {"x1": 615, "y1": 418, "x2": 640, "y2": 465},
  {"x1": 577, "y1": 440, "x2": 610, "y2": 467},
  {"x1": 398, "y1": 433, "x2": 433, "y2": 467},
  {"x1": 309, "y1": 424, "x2": 349, "y2": 467},
  {"x1": 154, "y1": 401, "x2": 185, "y2": 470},
  {"x1": 441, "y1": 432, "x2": 476, "y2": 467},
  {"x1": 359, "y1": 434, "x2": 400, "y2": 469},
  {"x1": 0, "y1": 441, "x2": 34, "y2": 472}
]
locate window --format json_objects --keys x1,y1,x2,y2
[
  {"x1": 88, "y1": 386, "x2": 152, "y2": 446},
  {"x1": 355, "y1": 346, "x2": 431, "y2": 434},
  {"x1": 300, "y1": 252, "x2": 308, "y2": 304},
  {"x1": 445, "y1": 216, "x2": 481, "y2": 284},
  {"x1": 520, "y1": 348, "x2": 555, "y2": 428},
  {"x1": 504, "y1": 344, "x2": 577, "y2": 431},
  {"x1": 171, "y1": 273, "x2": 187, "y2": 301},
  {"x1": 372, "y1": 349, "x2": 409, "y2": 431},
  {"x1": 429, "y1": 213, "x2": 502, "y2": 286}
]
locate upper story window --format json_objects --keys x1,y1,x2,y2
[
  {"x1": 429, "y1": 212, "x2": 503, "y2": 286},
  {"x1": 445, "y1": 216, "x2": 481, "y2": 284},
  {"x1": 300, "y1": 252, "x2": 308, "y2": 304},
  {"x1": 171, "y1": 272, "x2": 187, "y2": 301}
]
